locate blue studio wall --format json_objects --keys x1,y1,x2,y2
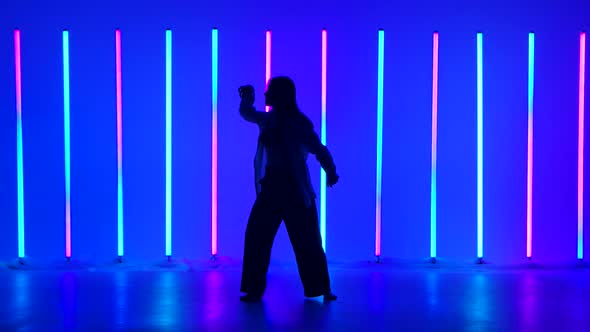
[{"x1": 0, "y1": 0, "x2": 588, "y2": 264}]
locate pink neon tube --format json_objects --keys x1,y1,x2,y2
[
  {"x1": 212, "y1": 28, "x2": 219, "y2": 256},
  {"x1": 579, "y1": 32, "x2": 586, "y2": 260},
  {"x1": 15, "y1": 29, "x2": 26, "y2": 259},
  {"x1": 320, "y1": 29, "x2": 327, "y2": 250},
  {"x1": 116, "y1": 30, "x2": 123, "y2": 180},
  {"x1": 430, "y1": 32, "x2": 439, "y2": 259},
  {"x1": 527, "y1": 33, "x2": 534, "y2": 259},
  {"x1": 265, "y1": 30, "x2": 271, "y2": 112},
  {"x1": 116, "y1": 29, "x2": 124, "y2": 257}
]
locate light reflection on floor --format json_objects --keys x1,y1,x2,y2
[{"x1": 1, "y1": 263, "x2": 589, "y2": 331}]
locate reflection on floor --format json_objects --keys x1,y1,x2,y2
[{"x1": 1, "y1": 260, "x2": 589, "y2": 331}]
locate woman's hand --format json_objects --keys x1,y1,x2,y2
[
  {"x1": 327, "y1": 173, "x2": 339, "y2": 187},
  {"x1": 239, "y1": 85, "x2": 255, "y2": 107}
]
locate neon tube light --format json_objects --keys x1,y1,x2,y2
[
  {"x1": 375, "y1": 29, "x2": 384, "y2": 258},
  {"x1": 212, "y1": 28, "x2": 219, "y2": 256},
  {"x1": 14, "y1": 30, "x2": 25, "y2": 259},
  {"x1": 265, "y1": 30, "x2": 271, "y2": 112},
  {"x1": 431, "y1": 32, "x2": 439, "y2": 260},
  {"x1": 321, "y1": 28, "x2": 327, "y2": 251},
  {"x1": 116, "y1": 29, "x2": 124, "y2": 258},
  {"x1": 63, "y1": 30, "x2": 72, "y2": 259},
  {"x1": 527, "y1": 32, "x2": 534, "y2": 259},
  {"x1": 165, "y1": 29, "x2": 172, "y2": 258},
  {"x1": 477, "y1": 32, "x2": 484, "y2": 260},
  {"x1": 579, "y1": 32, "x2": 586, "y2": 260}
]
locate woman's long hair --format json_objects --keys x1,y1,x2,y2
[{"x1": 262, "y1": 77, "x2": 313, "y2": 147}]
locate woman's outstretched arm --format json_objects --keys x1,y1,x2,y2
[{"x1": 239, "y1": 100, "x2": 268, "y2": 125}]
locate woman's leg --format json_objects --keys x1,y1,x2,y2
[
  {"x1": 240, "y1": 193, "x2": 282, "y2": 297},
  {"x1": 283, "y1": 200, "x2": 332, "y2": 298}
]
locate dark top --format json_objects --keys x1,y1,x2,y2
[{"x1": 239, "y1": 100, "x2": 337, "y2": 207}]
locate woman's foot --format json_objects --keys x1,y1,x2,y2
[
  {"x1": 240, "y1": 293, "x2": 262, "y2": 303},
  {"x1": 323, "y1": 292, "x2": 337, "y2": 302}
]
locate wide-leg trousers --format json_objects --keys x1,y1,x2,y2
[{"x1": 240, "y1": 175, "x2": 331, "y2": 297}]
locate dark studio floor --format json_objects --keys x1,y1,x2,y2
[{"x1": 1, "y1": 259, "x2": 589, "y2": 332}]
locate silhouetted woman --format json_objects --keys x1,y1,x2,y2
[{"x1": 238, "y1": 77, "x2": 338, "y2": 303}]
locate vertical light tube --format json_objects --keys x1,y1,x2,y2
[
  {"x1": 320, "y1": 29, "x2": 328, "y2": 251},
  {"x1": 527, "y1": 32, "x2": 535, "y2": 259},
  {"x1": 265, "y1": 30, "x2": 271, "y2": 112},
  {"x1": 116, "y1": 29, "x2": 124, "y2": 258},
  {"x1": 579, "y1": 32, "x2": 586, "y2": 260},
  {"x1": 477, "y1": 32, "x2": 484, "y2": 260},
  {"x1": 211, "y1": 28, "x2": 219, "y2": 256},
  {"x1": 375, "y1": 29, "x2": 384, "y2": 258},
  {"x1": 165, "y1": 29, "x2": 172, "y2": 258},
  {"x1": 14, "y1": 30, "x2": 25, "y2": 259},
  {"x1": 63, "y1": 30, "x2": 72, "y2": 259},
  {"x1": 431, "y1": 32, "x2": 439, "y2": 259}
]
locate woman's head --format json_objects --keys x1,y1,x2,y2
[
  {"x1": 265, "y1": 76, "x2": 297, "y2": 110},
  {"x1": 261, "y1": 76, "x2": 313, "y2": 144}
]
